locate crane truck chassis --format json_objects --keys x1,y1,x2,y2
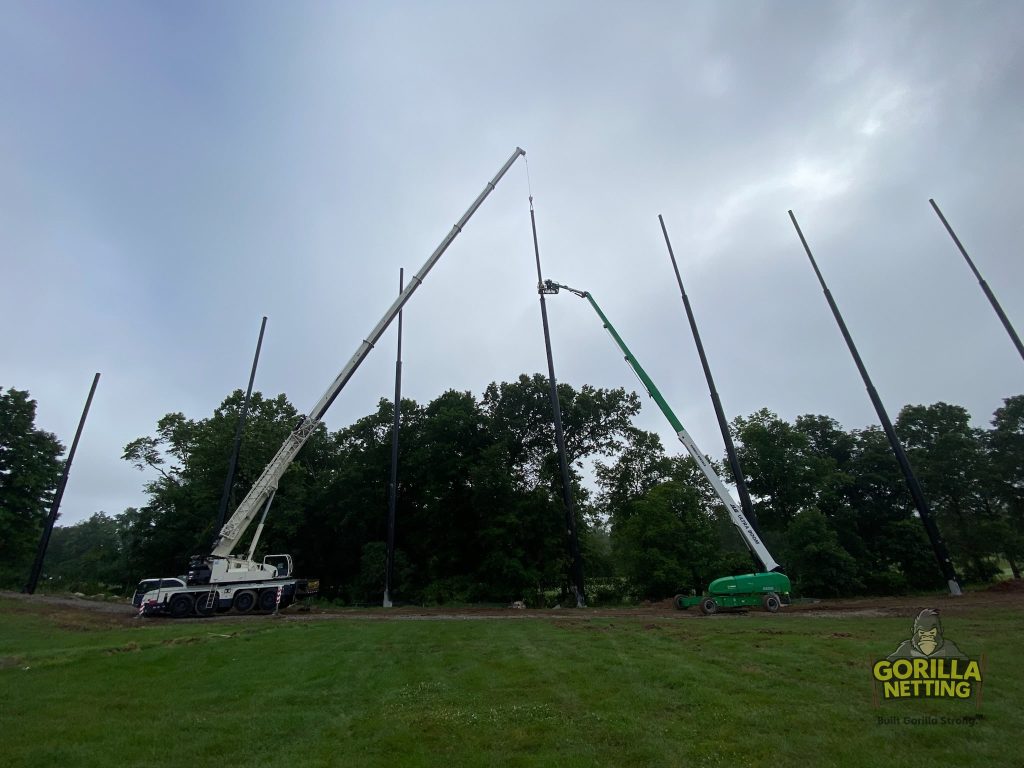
[
  {"x1": 138, "y1": 147, "x2": 527, "y2": 618},
  {"x1": 543, "y1": 280, "x2": 792, "y2": 614},
  {"x1": 138, "y1": 554, "x2": 320, "y2": 617}
]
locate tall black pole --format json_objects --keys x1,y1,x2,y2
[
  {"x1": 214, "y1": 316, "x2": 267, "y2": 535},
  {"x1": 788, "y1": 210, "x2": 962, "y2": 596},
  {"x1": 658, "y1": 215, "x2": 762, "y2": 537},
  {"x1": 23, "y1": 372, "x2": 100, "y2": 594},
  {"x1": 384, "y1": 268, "x2": 404, "y2": 608},
  {"x1": 929, "y1": 199, "x2": 1024, "y2": 363},
  {"x1": 530, "y1": 197, "x2": 586, "y2": 607}
]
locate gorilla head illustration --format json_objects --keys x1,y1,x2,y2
[
  {"x1": 911, "y1": 609, "x2": 943, "y2": 655},
  {"x1": 887, "y1": 608, "x2": 967, "y2": 659}
]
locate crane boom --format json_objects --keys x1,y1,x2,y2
[
  {"x1": 544, "y1": 280, "x2": 779, "y2": 572},
  {"x1": 211, "y1": 147, "x2": 526, "y2": 558}
]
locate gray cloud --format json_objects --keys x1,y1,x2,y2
[{"x1": 2, "y1": 1, "x2": 1021, "y2": 526}]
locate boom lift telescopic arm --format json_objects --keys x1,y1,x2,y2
[
  {"x1": 543, "y1": 280, "x2": 780, "y2": 573},
  {"x1": 210, "y1": 147, "x2": 527, "y2": 559}
]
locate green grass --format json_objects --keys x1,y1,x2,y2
[{"x1": 1, "y1": 598, "x2": 1021, "y2": 767}]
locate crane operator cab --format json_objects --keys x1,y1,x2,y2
[
  {"x1": 264, "y1": 554, "x2": 292, "y2": 578},
  {"x1": 186, "y1": 556, "x2": 213, "y2": 585}
]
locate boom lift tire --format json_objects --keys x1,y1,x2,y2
[
  {"x1": 233, "y1": 590, "x2": 256, "y2": 613},
  {"x1": 699, "y1": 597, "x2": 718, "y2": 615},
  {"x1": 673, "y1": 594, "x2": 690, "y2": 610},
  {"x1": 169, "y1": 594, "x2": 194, "y2": 619},
  {"x1": 762, "y1": 593, "x2": 781, "y2": 613}
]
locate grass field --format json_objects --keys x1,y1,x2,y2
[{"x1": 1, "y1": 594, "x2": 1022, "y2": 767}]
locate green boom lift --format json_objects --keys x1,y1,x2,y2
[{"x1": 544, "y1": 280, "x2": 790, "y2": 614}]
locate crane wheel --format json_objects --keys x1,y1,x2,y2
[
  {"x1": 762, "y1": 593, "x2": 781, "y2": 613},
  {"x1": 233, "y1": 590, "x2": 256, "y2": 613},
  {"x1": 673, "y1": 595, "x2": 689, "y2": 610},
  {"x1": 169, "y1": 594, "x2": 194, "y2": 619},
  {"x1": 258, "y1": 589, "x2": 278, "y2": 612},
  {"x1": 195, "y1": 592, "x2": 217, "y2": 616},
  {"x1": 699, "y1": 597, "x2": 718, "y2": 615}
]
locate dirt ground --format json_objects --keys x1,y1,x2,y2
[{"x1": 4, "y1": 581, "x2": 1023, "y2": 628}]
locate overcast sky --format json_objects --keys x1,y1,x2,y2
[{"x1": 2, "y1": 1, "x2": 1022, "y2": 527}]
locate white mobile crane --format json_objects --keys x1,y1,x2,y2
[
  {"x1": 544, "y1": 280, "x2": 790, "y2": 614},
  {"x1": 140, "y1": 147, "x2": 526, "y2": 617}
]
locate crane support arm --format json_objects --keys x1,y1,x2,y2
[
  {"x1": 544, "y1": 280, "x2": 779, "y2": 572},
  {"x1": 212, "y1": 147, "x2": 526, "y2": 558}
]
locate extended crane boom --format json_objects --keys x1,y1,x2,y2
[
  {"x1": 137, "y1": 148, "x2": 528, "y2": 617},
  {"x1": 212, "y1": 148, "x2": 525, "y2": 562},
  {"x1": 202, "y1": 148, "x2": 526, "y2": 569},
  {"x1": 543, "y1": 280, "x2": 779, "y2": 573}
]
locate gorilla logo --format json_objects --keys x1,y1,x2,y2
[{"x1": 887, "y1": 609, "x2": 967, "y2": 660}]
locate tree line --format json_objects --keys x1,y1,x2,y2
[{"x1": 1, "y1": 380, "x2": 1021, "y2": 602}]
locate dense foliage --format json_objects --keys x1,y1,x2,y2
[
  {"x1": 0, "y1": 388, "x2": 64, "y2": 587},
  {"x1": 6, "y1": 378, "x2": 1023, "y2": 601}
]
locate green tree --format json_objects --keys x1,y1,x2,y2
[
  {"x1": 0, "y1": 388, "x2": 64, "y2": 586},
  {"x1": 785, "y1": 510, "x2": 862, "y2": 597},
  {"x1": 44, "y1": 512, "x2": 127, "y2": 592},
  {"x1": 732, "y1": 409, "x2": 830, "y2": 531},
  {"x1": 897, "y1": 402, "x2": 1002, "y2": 583},
  {"x1": 297, "y1": 377, "x2": 640, "y2": 603},
  {"x1": 480, "y1": 375, "x2": 640, "y2": 599},
  {"x1": 792, "y1": 414, "x2": 855, "y2": 518},
  {"x1": 599, "y1": 428, "x2": 753, "y2": 597},
  {"x1": 295, "y1": 397, "x2": 416, "y2": 599},
  {"x1": 731, "y1": 409, "x2": 940, "y2": 595},
  {"x1": 836, "y1": 427, "x2": 939, "y2": 593},
  {"x1": 609, "y1": 456, "x2": 753, "y2": 600},
  {"x1": 612, "y1": 482, "x2": 691, "y2": 598},
  {"x1": 482, "y1": 374, "x2": 640, "y2": 489},
  {"x1": 121, "y1": 390, "x2": 333, "y2": 580},
  {"x1": 595, "y1": 428, "x2": 673, "y2": 522},
  {"x1": 984, "y1": 395, "x2": 1024, "y2": 578}
]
